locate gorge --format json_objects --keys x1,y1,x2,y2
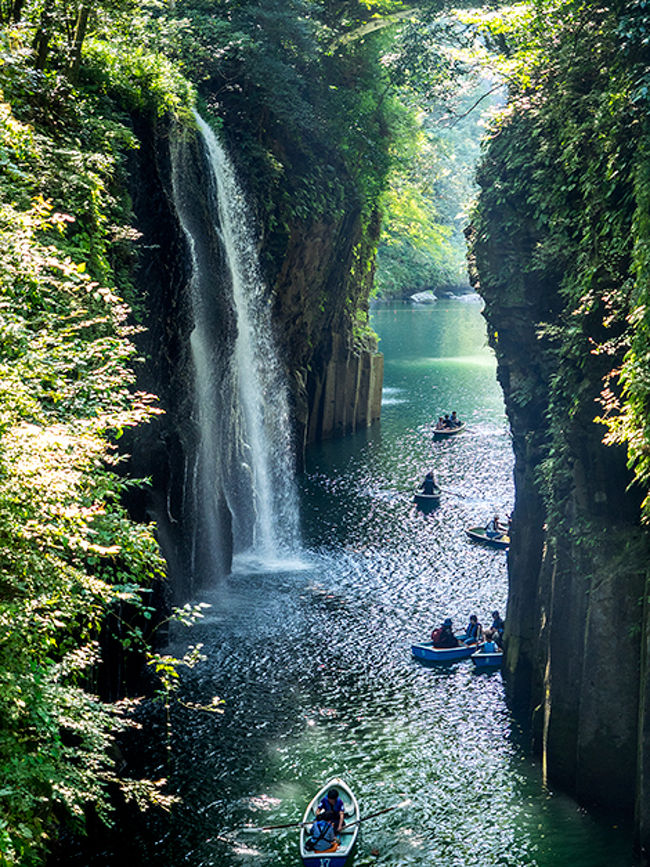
[{"x1": 2, "y1": 1, "x2": 650, "y2": 865}]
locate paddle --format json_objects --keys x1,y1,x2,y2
[
  {"x1": 336, "y1": 798, "x2": 411, "y2": 829},
  {"x1": 242, "y1": 819, "x2": 315, "y2": 832},
  {"x1": 242, "y1": 799, "x2": 410, "y2": 833}
]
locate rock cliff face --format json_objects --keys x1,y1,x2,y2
[
  {"x1": 122, "y1": 117, "x2": 235, "y2": 598},
  {"x1": 470, "y1": 111, "x2": 650, "y2": 851},
  {"x1": 257, "y1": 173, "x2": 384, "y2": 453},
  {"x1": 122, "y1": 115, "x2": 382, "y2": 595}
]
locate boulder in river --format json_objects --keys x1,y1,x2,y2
[{"x1": 409, "y1": 290, "x2": 436, "y2": 305}]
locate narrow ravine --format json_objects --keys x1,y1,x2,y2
[{"x1": 69, "y1": 299, "x2": 636, "y2": 867}]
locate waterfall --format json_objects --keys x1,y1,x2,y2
[{"x1": 171, "y1": 113, "x2": 301, "y2": 577}]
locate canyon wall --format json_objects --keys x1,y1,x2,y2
[
  {"x1": 122, "y1": 117, "x2": 235, "y2": 598},
  {"x1": 122, "y1": 114, "x2": 383, "y2": 595},
  {"x1": 469, "y1": 6, "x2": 650, "y2": 853}
]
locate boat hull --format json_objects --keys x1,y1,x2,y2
[
  {"x1": 433, "y1": 423, "x2": 465, "y2": 439},
  {"x1": 471, "y1": 650, "x2": 503, "y2": 669},
  {"x1": 414, "y1": 491, "x2": 441, "y2": 508},
  {"x1": 301, "y1": 855, "x2": 349, "y2": 867},
  {"x1": 465, "y1": 527, "x2": 510, "y2": 549},
  {"x1": 411, "y1": 640, "x2": 478, "y2": 663},
  {"x1": 300, "y1": 777, "x2": 359, "y2": 867}
]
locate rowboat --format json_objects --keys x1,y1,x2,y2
[
  {"x1": 471, "y1": 648, "x2": 503, "y2": 669},
  {"x1": 433, "y1": 423, "x2": 465, "y2": 439},
  {"x1": 414, "y1": 489, "x2": 441, "y2": 508},
  {"x1": 465, "y1": 527, "x2": 510, "y2": 549},
  {"x1": 299, "y1": 778, "x2": 359, "y2": 867},
  {"x1": 411, "y1": 640, "x2": 479, "y2": 664}
]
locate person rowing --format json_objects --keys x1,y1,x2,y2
[
  {"x1": 462, "y1": 613, "x2": 482, "y2": 645},
  {"x1": 316, "y1": 786, "x2": 345, "y2": 834},
  {"x1": 485, "y1": 515, "x2": 503, "y2": 538},
  {"x1": 420, "y1": 471, "x2": 438, "y2": 495}
]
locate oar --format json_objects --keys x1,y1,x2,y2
[
  {"x1": 342, "y1": 798, "x2": 411, "y2": 829},
  {"x1": 435, "y1": 486, "x2": 468, "y2": 500},
  {"x1": 242, "y1": 819, "x2": 314, "y2": 832},
  {"x1": 241, "y1": 799, "x2": 410, "y2": 833}
]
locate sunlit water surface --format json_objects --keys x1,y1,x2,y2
[{"x1": 69, "y1": 300, "x2": 636, "y2": 867}]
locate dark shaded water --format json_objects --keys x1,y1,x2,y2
[{"x1": 64, "y1": 300, "x2": 636, "y2": 866}]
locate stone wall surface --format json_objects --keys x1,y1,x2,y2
[{"x1": 471, "y1": 185, "x2": 650, "y2": 851}]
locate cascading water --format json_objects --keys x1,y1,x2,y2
[{"x1": 171, "y1": 113, "x2": 301, "y2": 577}]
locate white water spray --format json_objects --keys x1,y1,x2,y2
[{"x1": 182, "y1": 112, "x2": 301, "y2": 571}]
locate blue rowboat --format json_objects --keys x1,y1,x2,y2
[
  {"x1": 411, "y1": 640, "x2": 479, "y2": 664},
  {"x1": 465, "y1": 527, "x2": 510, "y2": 549},
  {"x1": 471, "y1": 649, "x2": 503, "y2": 669},
  {"x1": 433, "y1": 422, "x2": 465, "y2": 439},
  {"x1": 299, "y1": 777, "x2": 359, "y2": 867}
]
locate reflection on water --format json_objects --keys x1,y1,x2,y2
[{"x1": 63, "y1": 301, "x2": 636, "y2": 867}]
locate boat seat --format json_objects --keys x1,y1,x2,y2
[{"x1": 317, "y1": 840, "x2": 340, "y2": 854}]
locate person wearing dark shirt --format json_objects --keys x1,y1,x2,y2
[
  {"x1": 432, "y1": 617, "x2": 459, "y2": 648},
  {"x1": 490, "y1": 610, "x2": 504, "y2": 634},
  {"x1": 420, "y1": 471, "x2": 438, "y2": 495},
  {"x1": 487, "y1": 610, "x2": 505, "y2": 647},
  {"x1": 317, "y1": 788, "x2": 345, "y2": 833},
  {"x1": 462, "y1": 614, "x2": 482, "y2": 644}
]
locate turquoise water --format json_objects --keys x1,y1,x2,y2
[{"x1": 61, "y1": 299, "x2": 636, "y2": 866}]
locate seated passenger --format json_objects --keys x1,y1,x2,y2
[
  {"x1": 463, "y1": 614, "x2": 482, "y2": 645},
  {"x1": 483, "y1": 637, "x2": 499, "y2": 653},
  {"x1": 435, "y1": 416, "x2": 445, "y2": 430},
  {"x1": 443, "y1": 413, "x2": 452, "y2": 427},
  {"x1": 317, "y1": 787, "x2": 345, "y2": 833},
  {"x1": 420, "y1": 471, "x2": 437, "y2": 495},
  {"x1": 433, "y1": 617, "x2": 459, "y2": 648},
  {"x1": 450, "y1": 410, "x2": 461, "y2": 427},
  {"x1": 306, "y1": 817, "x2": 336, "y2": 852},
  {"x1": 485, "y1": 515, "x2": 502, "y2": 538},
  {"x1": 489, "y1": 610, "x2": 505, "y2": 647}
]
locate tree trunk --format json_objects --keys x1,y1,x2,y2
[{"x1": 68, "y1": 1, "x2": 90, "y2": 81}]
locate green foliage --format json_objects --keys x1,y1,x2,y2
[
  {"x1": 0, "y1": 41, "x2": 188, "y2": 865},
  {"x1": 375, "y1": 77, "x2": 501, "y2": 297},
  {"x1": 471, "y1": 0, "x2": 650, "y2": 526}
]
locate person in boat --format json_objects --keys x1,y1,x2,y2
[
  {"x1": 462, "y1": 614, "x2": 482, "y2": 645},
  {"x1": 420, "y1": 471, "x2": 438, "y2": 495},
  {"x1": 485, "y1": 515, "x2": 502, "y2": 538},
  {"x1": 435, "y1": 416, "x2": 445, "y2": 430},
  {"x1": 306, "y1": 816, "x2": 336, "y2": 852},
  {"x1": 443, "y1": 413, "x2": 452, "y2": 428},
  {"x1": 316, "y1": 787, "x2": 345, "y2": 834},
  {"x1": 450, "y1": 410, "x2": 461, "y2": 427},
  {"x1": 482, "y1": 635, "x2": 500, "y2": 654},
  {"x1": 432, "y1": 617, "x2": 459, "y2": 648},
  {"x1": 485, "y1": 610, "x2": 505, "y2": 647}
]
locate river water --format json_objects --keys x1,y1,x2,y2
[{"x1": 69, "y1": 300, "x2": 636, "y2": 866}]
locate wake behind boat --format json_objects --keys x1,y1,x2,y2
[{"x1": 299, "y1": 778, "x2": 359, "y2": 867}]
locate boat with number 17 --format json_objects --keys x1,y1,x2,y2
[{"x1": 299, "y1": 777, "x2": 359, "y2": 867}]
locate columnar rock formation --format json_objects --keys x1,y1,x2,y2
[{"x1": 470, "y1": 88, "x2": 650, "y2": 853}]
